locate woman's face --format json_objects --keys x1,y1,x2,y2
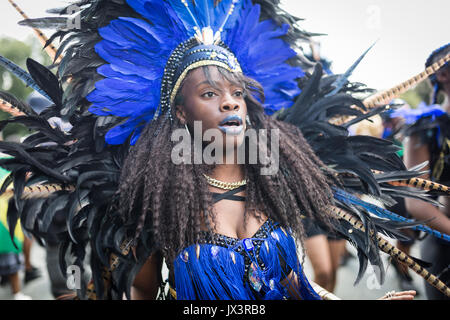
[{"x1": 175, "y1": 66, "x2": 248, "y2": 151}]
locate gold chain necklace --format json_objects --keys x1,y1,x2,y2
[{"x1": 203, "y1": 174, "x2": 247, "y2": 190}]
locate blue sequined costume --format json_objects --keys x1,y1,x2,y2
[
  {"x1": 173, "y1": 219, "x2": 320, "y2": 300},
  {"x1": 171, "y1": 188, "x2": 320, "y2": 300}
]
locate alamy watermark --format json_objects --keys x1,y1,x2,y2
[
  {"x1": 63, "y1": 5, "x2": 81, "y2": 30},
  {"x1": 366, "y1": 265, "x2": 382, "y2": 290},
  {"x1": 366, "y1": 4, "x2": 382, "y2": 31},
  {"x1": 66, "y1": 265, "x2": 81, "y2": 290},
  {"x1": 171, "y1": 121, "x2": 280, "y2": 176}
]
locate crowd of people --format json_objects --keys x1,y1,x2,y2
[{"x1": 0, "y1": 0, "x2": 448, "y2": 302}]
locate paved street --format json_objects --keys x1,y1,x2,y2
[{"x1": 0, "y1": 239, "x2": 426, "y2": 300}]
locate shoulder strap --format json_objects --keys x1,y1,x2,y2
[{"x1": 211, "y1": 185, "x2": 246, "y2": 203}]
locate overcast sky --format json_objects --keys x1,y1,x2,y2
[{"x1": 0, "y1": 0, "x2": 448, "y2": 90}]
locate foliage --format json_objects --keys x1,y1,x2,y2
[
  {"x1": 0, "y1": 36, "x2": 51, "y2": 140},
  {"x1": 400, "y1": 79, "x2": 444, "y2": 108}
]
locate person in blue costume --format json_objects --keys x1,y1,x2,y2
[
  {"x1": 5, "y1": 0, "x2": 446, "y2": 301},
  {"x1": 380, "y1": 105, "x2": 421, "y2": 295},
  {"x1": 126, "y1": 63, "x2": 333, "y2": 300},
  {"x1": 126, "y1": 63, "x2": 414, "y2": 301},
  {"x1": 84, "y1": 1, "x2": 415, "y2": 300},
  {"x1": 401, "y1": 43, "x2": 450, "y2": 300}
]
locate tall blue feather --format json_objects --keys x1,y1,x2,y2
[{"x1": 201, "y1": 0, "x2": 211, "y2": 26}]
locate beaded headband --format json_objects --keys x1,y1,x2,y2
[{"x1": 158, "y1": 33, "x2": 242, "y2": 120}]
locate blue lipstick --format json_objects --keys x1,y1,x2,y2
[{"x1": 218, "y1": 115, "x2": 244, "y2": 135}]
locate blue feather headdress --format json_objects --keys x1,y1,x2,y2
[{"x1": 86, "y1": 0, "x2": 304, "y2": 145}]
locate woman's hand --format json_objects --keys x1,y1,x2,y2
[{"x1": 378, "y1": 290, "x2": 416, "y2": 300}]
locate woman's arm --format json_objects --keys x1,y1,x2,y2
[
  {"x1": 280, "y1": 269, "x2": 415, "y2": 300},
  {"x1": 280, "y1": 270, "x2": 303, "y2": 300},
  {"x1": 403, "y1": 135, "x2": 450, "y2": 235},
  {"x1": 280, "y1": 269, "x2": 336, "y2": 300},
  {"x1": 131, "y1": 251, "x2": 163, "y2": 300}
]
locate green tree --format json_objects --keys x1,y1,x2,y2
[
  {"x1": 400, "y1": 80, "x2": 436, "y2": 108},
  {"x1": 0, "y1": 36, "x2": 52, "y2": 140},
  {"x1": 0, "y1": 37, "x2": 33, "y2": 100}
]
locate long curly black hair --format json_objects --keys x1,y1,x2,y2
[{"x1": 117, "y1": 66, "x2": 338, "y2": 264}]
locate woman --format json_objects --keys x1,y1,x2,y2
[
  {"x1": 303, "y1": 220, "x2": 347, "y2": 294},
  {"x1": 122, "y1": 64, "x2": 336, "y2": 300},
  {"x1": 403, "y1": 43, "x2": 450, "y2": 300},
  {"x1": 121, "y1": 63, "x2": 415, "y2": 300},
  {"x1": 0, "y1": 0, "x2": 427, "y2": 300}
]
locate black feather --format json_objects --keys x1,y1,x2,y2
[
  {"x1": 40, "y1": 192, "x2": 70, "y2": 233},
  {"x1": 0, "y1": 141, "x2": 71, "y2": 182},
  {"x1": 67, "y1": 190, "x2": 89, "y2": 244},
  {"x1": 58, "y1": 240, "x2": 71, "y2": 282},
  {"x1": 23, "y1": 198, "x2": 47, "y2": 230},
  {"x1": 12, "y1": 169, "x2": 27, "y2": 216},
  {"x1": 283, "y1": 63, "x2": 323, "y2": 124},
  {"x1": 6, "y1": 199, "x2": 20, "y2": 250},
  {"x1": 18, "y1": 17, "x2": 68, "y2": 29},
  {"x1": 0, "y1": 91, "x2": 37, "y2": 116},
  {"x1": 26, "y1": 58, "x2": 63, "y2": 107},
  {"x1": 0, "y1": 173, "x2": 13, "y2": 196}
]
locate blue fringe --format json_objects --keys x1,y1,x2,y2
[{"x1": 174, "y1": 224, "x2": 321, "y2": 300}]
